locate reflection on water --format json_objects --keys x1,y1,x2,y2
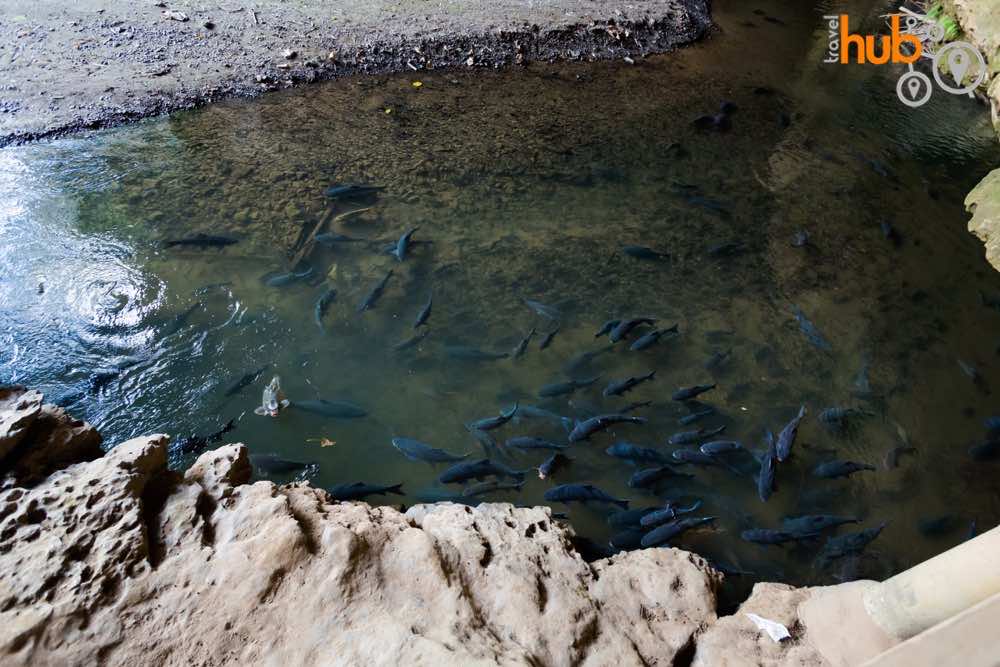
[{"x1": 2, "y1": 0, "x2": 1000, "y2": 596}]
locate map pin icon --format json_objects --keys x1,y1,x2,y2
[
  {"x1": 907, "y1": 77, "x2": 921, "y2": 100},
  {"x1": 948, "y1": 49, "x2": 970, "y2": 85}
]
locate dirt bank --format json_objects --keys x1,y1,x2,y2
[{"x1": 0, "y1": 0, "x2": 710, "y2": 146}]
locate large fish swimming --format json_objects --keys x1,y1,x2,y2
[{"x1": 392, "y1": 437, "x2": 467, "y2": 463}]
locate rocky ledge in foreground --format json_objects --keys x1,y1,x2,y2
[{"x1": 0, "y1": 386, "x2": 830, "y2": 666}]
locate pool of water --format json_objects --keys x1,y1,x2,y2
[{"x1": 2, "y1": 0, "x2": 1000, "y2": 593}]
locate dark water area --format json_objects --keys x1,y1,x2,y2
[{"x1": 2, "y1": 0, "x2": 1000, "y2": 600}]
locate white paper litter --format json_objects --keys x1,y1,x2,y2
[{"x1": 746, "y1": 613, "x2": 791, "y2": 642}]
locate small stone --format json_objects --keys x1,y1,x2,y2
[{"x1": 281, "y1": 48, "x2": 297, "y2": 60}]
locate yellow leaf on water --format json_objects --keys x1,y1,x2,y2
[
  {"x1": 385, "y1": 107, "x2": 393, "y2": 114},
  {"x1": 412, "y1": 81, "x2": 422, "y2": 88}
]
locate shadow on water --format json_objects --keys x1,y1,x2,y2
[{"x1": 1, "y1": 0, "x2": 999, "y2": 599}]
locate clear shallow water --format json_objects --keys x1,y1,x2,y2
[{"x1": 2, "y1": 0, "x2": 1000, "y2": 595}]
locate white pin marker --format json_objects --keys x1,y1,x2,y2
[
  {"x1": 948, "y1": 48, "x2": 970, "y2": 85},
  {"x1": 907, "y1": 77, "x2": 922, "y2": 100}
]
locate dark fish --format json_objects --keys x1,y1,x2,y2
[
  {"x1": 413, "y1": 293, "x2": 433, "y2": 328},
  {"x1": 638, "y1": 500, "x2": 703, "y2": 528},
  {"x1": 392, "y1": 437, "x2": 467, "y2": 463},
  {"x1": 623, "y1": 245, "x2": 668, "y2": 261},
  {"x1": 327, "y1": 482, "x2": 404, "y2": 501},
  {"x1": 884, "y1": 444, "x2": 917, "y2": 469},
  {"x1": 699, "y1": 440, "x2": 742, "y2": 455},
  {"x1": 706, "y1": 240, "x2": 744, "y2": 256},
  {"x1": 223, "y1": 366, "x2": 269, "y2": 397},
  {"x1": 516, "y1": 405, "x2": 574, "y2": 431},
  {"x1": 523, "y1": 298, "x2": 561, "y2": 320},
  {"x1": 602, "y1": 370, "x2": 656, "y2": 397},
  {"x1": 671, "y1": 448, "x2": 739, "y2": 472},
  {"x1": 852, "y1": 353, "x2": 874, "y2": 398},
  {"x1": 505, "y1": 437, "x2": 568, "y2": 451},
  {"x1": 512, "y1": 328, "x2": 536, "y2": 358},
  {"x1": 607, "y1": 507, "x2": 658, "y2": 528},
  {"x1": 164, "y1": 233, "x2": 238, "y2": 248},
  {"x1": 543, "y1": 483, "x2": 629, "y2": 509},
  {"x1": 818, "y1": 523, "x2": 886, "y2": 564},
  {"x1": 357, "y1": 270, "x2": 394, "y2": 312},
  {"x1": 462, "y1": 479, "x2": 525, "y2": 497},
  {"x1": 391, "y1": 227, "x2": 420, "y2": 262},
  {"x1": 292, "y1": 399, "x2": 367, "y2": 419},
  {"x1": 606, "y1": 441, "x2": 670, "y2": 465},
  {"x1": 594, "y1": 319, "x2": 622, "y2": 338},
  {"x1": 704, "y1": 349, "x2": 732, "y2": 371},
  {"x1": 177, "y1": 418, "x2": 237, "y2": 456},
  {"x1": 880, "y1": 220, "x2": 902, "y2": 247},
  {"x1": 539, "y1": 326, "x2": 560, "y2": 350},
  {"x1": 324, "y1": 183, "x2": 382, "y2": 199},
  {"x1": 818, "y1": 406, "x2": 868, "y2": 428},
  {"x1": 468, "y1": 428, "x2": 502, "y2": 459},
  {"x1": 538, "y1": 452, "x2": 571, "y2": 480},
  {"x1": 792, "y1": 306, "x2": 832, "y2": 351},
  {"x1": 314, "y1": 288, "x2": 337, "y2": 332},
  {"x1": 672, "y1": 383, "x2": 717, "y2": 401},
  {"x1": 775, "y1": 405, "x2": 807, "y2": 462},
  {"x1": 918, "y1": 515, "x2": 960, "y2": 537},
  {"x1": 813, "y1": 460, "x2": 876, "y2": 479},
  {"x1": 609, "y1": 529, "x2": 646, "y2": 552},
  {"x1": 630, "y1": 324, "x2": 679, "y2": 351},
  {"x1": 667, "y1": 425, "x2": 726, "y2": 446},
  {"x1": 783, "y1": 515, "x2": 858, "y2": 535},
  {"x1": 968, "y1": 440, "x2": 1000, "y2": 461},
  {"x1": 678, "y1": 407, "x2": 716, "y2": 425},
  {"x1": 627, "y1": 465, "x2": 694, "y2": 489},
  {"x1": 979, "y1": 291, "x2": 1000, "y2": 312},
  {"x1": 412, "y1": 488, "x2": 478, "y2": 505},
  {"x1": 162, "y1": 301, "x2": 203, "y2": 335},
  {"x1": 439, "y1": 458, "x2": 527, "y2": 484},
  {"x1": 609, "y1": 318, "x2": 657, "y2": 343},
  {"x1": 265, "y1": 265, "x2": 314, "y2": 287},
  {"x1": 740, "y1": 529, "x2": 813, "y2": 545},
  {"x1": 392, "y1": 329, "x2": 430, "y2": 351},
  {"x1": 621, "y1": 401, "x2": 652, "y2": 414},
  {"x1": 641, "y1": 517, "x2": 716, "y2": 547},
  {"x1": 250, "y1": 454, "x2": 317, "y2": 475},
  {"x1": 693, "y1": 112, "x2": 731, "y2": 132},
  {"x1": 563, "y1": 346, "x2": 613, "y2": 376},
  {"x1": 467, "y1": 404, "x2": 518, "y2": 431},
  {"x1": 444, "y1": 345, "x2": 508, "y2": 362},
  {"x1": 757, "y1": 431, "x2": 777, "y2": 502},
  {"x1": 791, "y1": 230, "x2": 811, "y2": 247},
  {"x1": 568, "y1": 414, "x2": 647, "y2": 442}
]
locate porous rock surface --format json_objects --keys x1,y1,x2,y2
[{"x1": 0, "y1": 389, "x2": 834, "y2": 666}]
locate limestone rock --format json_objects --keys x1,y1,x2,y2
[
  {"x1": 0, "y1": 386, "x2": 44, "y2": 462},
  {"x1": 0, "y1": 391, "x2": 849, "y2": 667},
  {"x1": 966, "y1": 167, "x2": 1000, "y2": 272},
  {"x1": 691, "y1": 583, "x2": 829, "y2": 667}
]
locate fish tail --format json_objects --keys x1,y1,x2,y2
[{"x1": 388, "y1": 484, "x2": 405, "y2": 496}]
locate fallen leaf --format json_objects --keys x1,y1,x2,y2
[
  {"x1": 307, "y1": 437, "x2": 337, "y2": 448},
  {"x1": 412, "y1": 81, "x2": 422, "y2": 88},
  {"x1": 745, "y1": 613, "x2": 790, "y2": 643}
]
